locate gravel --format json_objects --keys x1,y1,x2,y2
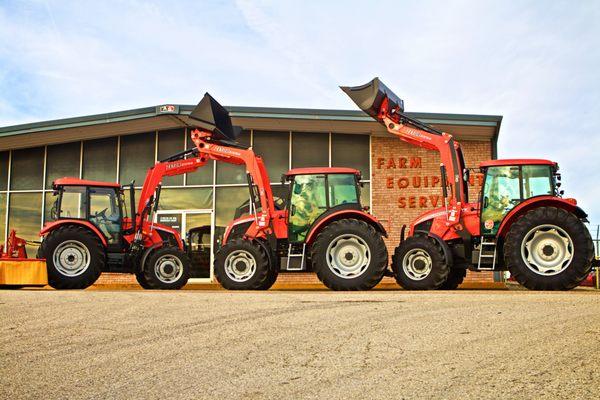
[{"x1": 1, "y1": 289, "x2": 599, "y2": 399}]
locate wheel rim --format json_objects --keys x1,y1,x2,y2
[
  {"x1": 402, "y1": 248, "x2": 432, "y2": 281},
  {"x1": 520, "y1": 224, "x2": 573, "y2": 276},
  {"x1": 154, "y1": 255, "x2": 184, "y2": 283},
  {"x1": 52, "y1": 240, "x2": 91, "y2": 277},
  {"x1": 326, "y1": 234, "x2": 371, "y2": 279},
  {"x1": 224, "y1": 250, "x2": 256, "y2": 283}
]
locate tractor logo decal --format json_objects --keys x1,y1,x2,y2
[{"x1": 484, "y1": 219, "x2": 494, "y2": 230}]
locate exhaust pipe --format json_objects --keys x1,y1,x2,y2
[
  {"x1": 340, "y1": 77, "x2": 404, "y2": 119},
  {"x1": 188, "y1": 93, "x2": 242, "y2": 141}
]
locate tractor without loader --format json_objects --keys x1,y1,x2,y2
[{"x1": 342, "y1": 78, "x2": 594, "y2": 290}]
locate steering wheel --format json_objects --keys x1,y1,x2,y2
[{"x1": 93, "y1": 207, "x2": 108, "y2": 220}]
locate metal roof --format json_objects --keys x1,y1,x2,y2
[{"x1": 0, "y1": 104, "x2": 503, "y2": 138}]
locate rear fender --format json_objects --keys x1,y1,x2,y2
[
  {"x1": 497, "y1": 196, "x2": 585, "y2": 238},
  {"x1": 305, "y1": 210, "x2": 387, "y2": 244},
  {"x1": 40, "y1": 220, "x2": 108, "y2": 247}
]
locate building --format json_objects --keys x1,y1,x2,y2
[{"x1": 0, "y1": 103, "x2": 502, "y2": 286}]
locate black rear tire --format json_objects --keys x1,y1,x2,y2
[
  {"x1": 39, "y1": 225, "x2": 104, "y2": 290},
  {"x1": 143, "y1": 247, "x2": 191, "y2": 290},
  {"x1": 215, "y1": 238, "x2": 274, "y2": 290},
  {"x1": 310, "y1": 219, "x2": 387, "y2": 291},
  {"x1": 392, "y1": 236, "x2": 449, "y2": 290},
  {"x1": 504, "y1": 207, "x2": 593, "y2": 290},
  {"x1": 437, "y1": 268, "x2": 467, "y2": 290}
]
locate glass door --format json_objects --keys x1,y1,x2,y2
[{"x1": 155, "y1": 209, "x2": 214, "y2": 282}]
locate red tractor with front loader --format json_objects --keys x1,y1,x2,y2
[
  {"x1": 342, "y1": 78, "x2": 594, "y2": 290},
  {"x1": 37, "y1": 93, "x2": 388, "y2": 291}
]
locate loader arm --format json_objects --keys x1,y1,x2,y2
[
  {"x1": 190, "y1": 129, "x2": 275, "y2": 239},
  {"x1": 341, "y1": 78, "x2": 469, "y2": 225}
]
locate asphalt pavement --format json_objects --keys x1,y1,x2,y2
[{"x1": 1, "y1": 289, "x2": 599, "y2": 399}]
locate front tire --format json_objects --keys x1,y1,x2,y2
[
  {"x1": 392, "y1": 236, "x2": 449, "y2": 290},
  {"x1": 437, "y1": 268, "x2": 467, "y2": 290},
  {"x1": 143, "y1": 247, "x2": 191, "y2": 290},
  {"x1": 215, "y1": 238, "x2": 275, "y2": 290},
  {"x1": 39, "y1": 225, "x2": 104, "y2": 290},
  {"x1": 311, "y1": 219, "x2": 387, "y2": 291},
  {"x1": 504, "y1": 207, "x2": 593, "y2": 290}
]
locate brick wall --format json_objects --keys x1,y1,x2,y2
[
  {"x1": 96, "y1": 136, "x2": 495, "y2": 288},
  {"x1": 370, "y1": 136, "x2": 494, "y2": 283}
]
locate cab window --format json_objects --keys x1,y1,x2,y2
[
  {"x1": 328, "y1": 174, "x2": 359, "y2": 207},
  {"x1": 481, "y1": 166, "x2": 520, "y2": 235},
  {"x1": 89, "y1": 187, "x2": 122, "y2": 244},
  {"x1": 522, "y1": 165, "x2": 553, "y2": 198},
  {"x1": 288, "y1": 175, "x2": 327, "y2": 242},
  {"x1": 57, "y1": 186, "x2": 86, "y2": 219}
]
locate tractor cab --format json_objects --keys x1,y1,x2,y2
[
  {"x1": 479, "y1": 159, "x2": 558, "y2": 235},
  {"x1": 48, "y1": 178, "x2": 129, "y2": 249},
  {"x1": 284, "y1": 168, "x2": 364, "y2": 243}
]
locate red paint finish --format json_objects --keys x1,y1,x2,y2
[
  {"x1": 40, "y1": 219, "x2": 108, "y2": 246},
  {"x1": 53, "y1": 177, "x2": 121, "y2": 188},
  {"x1": 285, "y1": 167, "x2": 360, "y2": 177},
  {"x1": 479, "y1": 159, "x2": 557, "y2": 168},
  {"x1": 305, "y1": 210, "x2": 386, "y2": 244},
  {"x1": 496, "y1": 196, "x2": 578, "y2": 238}
]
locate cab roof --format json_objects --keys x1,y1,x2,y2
[
  {"x1": 479, "y1": 159, "x2": 557, "y2": 168},
  {"x1": 53, "y1": 177, "x2": 121, "y2": 188},
  {"x1": 285, "y1": 167, "x2": 361, "y2": 177}
]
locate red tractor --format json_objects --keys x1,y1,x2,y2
[
  {"x1": 212, "y1": 166, "x2": 388, "y2": 290},
  {"x1": 37, "y1": 94, "x2": 242, "y2": 289},
  {"x1": 342, "y1": 78, "x2": 594, "y2": 290}
]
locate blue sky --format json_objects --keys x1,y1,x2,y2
[{"x1": 1, "y1": 0, "x2": 599, "y2": 221}]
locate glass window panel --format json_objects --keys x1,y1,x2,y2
[
  {"x1": 119, "y1": 132, "x2": 155, "y2": 186},
  {"x1": 11, "y1": 147, "x2": 44, "y2": 190},
  {"x1": 0, "y1": 151, "x2": 9, "y2": 191},
  {"x1": 289, "y1": 175, "x2": 327, "y2": 242},
  {"x1": 158, "y1": 188, "x2": 213, "y2": 210},
  {"x1": 332, "y1": 134, "x2": 370, "y2": 179},
  {"x1": 123, "y1": 188, "x2": 141, "y2": 221},
  {"x1": 271, "y1": 184, "x2": 288, "y2": 210},
  {"x1": 8, "y1": 192, "x2": 42, "y2": 257},
  {"x1": 185, "y1": 213, "x2": 212, "y2": 279},
  {"x1": 83, "y1": 137, "x2": 117, "y2": 182},
  {"x1": 252, "y1": 131, "x2": 289, "y2": 182},
  {"x1": 45, "y1": 142, "x2": 80, "y2": 189},
  {"x1": 0, "y1": 193, "x2": 6, "y2": 241},
  {"x1": 186, "y1": 161, "x2": 214, "y2": 186},
  {"x1": 157, "y1": 129, "x2": 185, "y2": 186},
  {"x1": 216, "y1": 131, "x2": 250, "y2": 184},
  {"x1": 89, "y1": 187, "x2": 121, "y2": 244},
  {"x1": 328, "y1": 174, "x2": 358, "y2": 207},
  {"x1": 522, "y1": 165, "x2": 552, "y2": 198},
  {"x1": 481, "y1": 166, "x2": 521, "y2": 235},
  {"x1": 215, "y1": 187, "x2": 249, "y2": 246},
  {"x1": 292, "y1": 132, "x2": 329, "y2": 168}
]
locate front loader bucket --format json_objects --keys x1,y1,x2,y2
[
  {"x1": 340, "y1": 77, "x2": 404, "y2": 119},
  {"x1": 188, "y1": 93, "x2": 242, "y2": 141}
]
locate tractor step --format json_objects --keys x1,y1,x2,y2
[
  {"x1": 476, "y1": 238, "x2": 497, "y2": 271},
  {"x1": 285, "y1": 243, "x2": 306, "y2": 271}
]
